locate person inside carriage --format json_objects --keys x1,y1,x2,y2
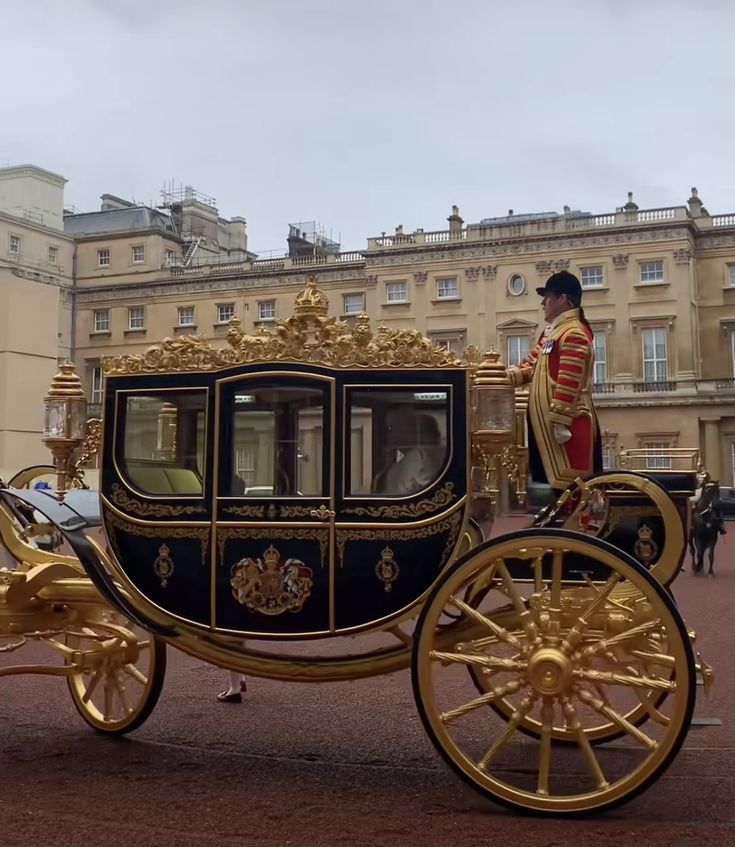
[
  {"x1": 507, "y1": 271, "x2": 603, "y2": 496},
  {"x1": 372, "y1": 410, "x2": 445, "y2": 495}
]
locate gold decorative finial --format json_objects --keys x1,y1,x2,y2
[
  {"x1": 294, "y1": 275, "x2": 329, "y2": 318},
  {"x1": 47, "y1": 362, "x2": 84, "y2": 398}
]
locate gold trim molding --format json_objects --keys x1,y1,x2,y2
[
  {"x1": 110, "y1": 483, "x2": 206, "y2": 518},
  {"x1": 343, "y1": 483, "x2": 456, "y2": 518}
]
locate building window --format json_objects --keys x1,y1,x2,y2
[
  {"x1": 728, "y1": 264, "x2": 735, "y2": 287},
  {"x1": 258, "y1": 300, "x2": 276, "y2": 321},
  {"x1": 128, "y1": 306, "x2": 145, "y2": 330},
  {"x1": 177, "y1": 306, "x2": 195, "y2": 327},
  {"x1": 639, "y1": 260, "x2": 664, "y2": 283},
  {"x1": 385, "y1": 281, "x2": 408, "y2": 303},
  {"x1": 581, "y1": 265, "x2": 604, "y2": 288},
  {"x1": 642, "y1": 327, "x2": 668, "y2": 381},
  {"x1": 429, "y1": 330, "x2": 466, "y2": 355},
  {"x1": 91, "y1": 366, "x2": 104, "y2": 404},
  {"x1": 97, "y1": 249, "x2": 110, "y2": 267},
  {"x1": 593, "y1": 332, "x2": 607, "y2": 384},
  {"x1": 507, "y1": 274, "x2": 525, "y2": 296},
  {"x1": 9, "y1": 235, "x2": 21, "y2": 257},
  {"x1": 48, "y1": 245, "x2": 59, "y2": 265},
  {"x1": 436, "y1": 277, "x2": 459, "y2": 299},
  {"x1": 644, "y1": 441, "x2": 672, "y2": 470},
  {"x1": 164, "y1": 249, "x2": 175, "y2": 267},
  {"x1": 217, "y1": 303, "x2": 235, "y2": 324},
  {"x1": 93, "y1": 309, "x2": 110, "y2": 333},
  {"x1": 343, "y1": 293, "x2": 365, "y2": 315},
  {"x1": 507, "y1": 334, "x2": 530, "y2": 367},
  {"x1": 132, "y1": 245, "x2": 145, "y2": 264}
]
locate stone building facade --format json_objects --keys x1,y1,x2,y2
[{"x1": 4, "y1": 162, "x2": 735, "y2": 486}]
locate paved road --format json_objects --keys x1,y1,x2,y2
[{"x1": 0, "y1": 520, "x2": 732, "y2": 847}]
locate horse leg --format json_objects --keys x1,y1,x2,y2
[
  {"x1": 688, "y1": 531, "x2": 697, "y2": 572},
  {"x1": 708, "y1": 540, "x2": 716, "y2": 577}
]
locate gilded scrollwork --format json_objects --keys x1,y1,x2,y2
[
  {"x1": 102, "y1": 276, "x2": 462, "y2": 375},
  {"x1": 279, "y1": 505, "x2": 318, "y2": 519},
  {"x1": 110, "y1": 484, "x2": 206, "y2": 518},
  {"x1": 343, "y1": 483, "x2": 456, "y2": 519},
  {"x1": 336, "y1": 511, "x2": 462, "y2": 568},
  {"x1": 222, "y1": 504, "x2": 266, "y2": 519},
  {"x1": 104, "y1": 512, "x2": 210, "y2": 564},
  {"x1": 217, "y1": 526, "x2": 328, "y2": 569}
]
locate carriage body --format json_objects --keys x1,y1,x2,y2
[{"x1": 99, "y1": 360, "x2": 469, "y2": 639}]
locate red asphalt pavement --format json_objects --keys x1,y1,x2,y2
[{"x1": 0, "y1": 517, "x2": 733, "y2": 847}]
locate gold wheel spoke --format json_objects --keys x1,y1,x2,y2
[
  {"x1": 562, "y1": 574, "x2": 622, "y2": 652},
  {"x1": 450, "y1": 596, "x2": 522, "y2": 649},
  {"x1": 577, "y1": 668, "x2": 676, "y2": 692},
  {"x1": 430, "y1": 650, "x2": 525, "y2": 672},
  {"x1": 537, "y1": 699, "x2": 554, "y2": 795},
  {"x1": 81, "y1": 668, "x2": 103, "y2": 704},
  {"x1": 629, "y1": 650, "x2": 676, "y2": 669},
  {"x1": 478, "y1": 693, "x2": 537, "y2": 771},
  {"x1": 581, "y1": 621, "x2": 661, "y2": 658},
  {"x1": 114, "y1": 673, "x2": 133, "y2": 716},
  {"x1": 103, "y1": 679, "x2": 114, "y2": 722},
  {"x1": 561, "y1": 697, "x2": 609, "y2": 789},
  {"x1": 576, "y1": 687, "x2": 657, "y2": 749},
  {"x1": 122, "y1": 663, "x2": 148, "y2": 686},
  {"x1": 440, "y1": 679, "x2": 524, "y2": 724}
]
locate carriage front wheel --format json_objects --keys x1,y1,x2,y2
[
  {"x1": 65, "y1": 610, "x2": 166, "y2": 734},
  {"x1": 412, "y1": 529, "x2": 695, "y2": 815}
]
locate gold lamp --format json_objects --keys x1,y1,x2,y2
[
  {"x1": 42, "y1": 362, "x2": 88, "y2": 496},
  {"x1": 470, "y1": 348, "x2": 517, "y2": 506}
]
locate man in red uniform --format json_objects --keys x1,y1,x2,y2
[{"x1": 508, "y1": 271, "x2": 602, "y2": 492}]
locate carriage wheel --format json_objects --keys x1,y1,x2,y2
[
  {"x1": 412, "y1": 529, "x2": 695, "y2": 815},
  {"x1": 66, "y1": 611, "x2": 166, "y2": 734}
]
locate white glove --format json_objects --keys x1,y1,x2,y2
[{"x1": 553, "y1": 423, "x2": 572, "y2": 444}]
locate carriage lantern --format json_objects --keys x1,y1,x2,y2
[
  {"x1": 470, "y1": 348, "x2": 517, "y2": 505},
  {"x1": 42, "y1": 361, "x2": 88, "y2": 496}
]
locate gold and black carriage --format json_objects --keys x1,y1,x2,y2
[{"x1": 0, "y1": 278, "x2": 713, "y2": 815}]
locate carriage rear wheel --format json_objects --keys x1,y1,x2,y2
[
  {"x1": 66, "y1": 610, "x2": 166, "y2": 734},
  {"x1": 412, "y1": 529, "x2": 695, "y2": 815}
]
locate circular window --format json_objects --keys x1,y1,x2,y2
[{"x1": 507, "y1": 274, "x2": 526, "y2": 296}]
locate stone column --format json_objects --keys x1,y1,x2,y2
[{"x1": 702, "y1": 418, "x2": 722, "y2": 480}]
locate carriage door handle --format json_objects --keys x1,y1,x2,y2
[{"x1": 310, "y1": 505, "x2": 336, "y2": 521}]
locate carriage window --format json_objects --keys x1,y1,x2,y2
[
  {"x1": 348, "y1": 388, "x2": 449, "y2": 496},
  {"x1": 120, "y1": 392, "x2": 206, "y2": 495},
  {"x1": 227, "y1": 385, "x2": 325, "y2": 497}
]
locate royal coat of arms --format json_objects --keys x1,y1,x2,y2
[{"x1": 230, "y1": 545, "x2": 314, "y2": 615}]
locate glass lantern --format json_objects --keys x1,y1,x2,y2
[
  {"x1": 471, "y1": 348, "x2": 515, "y2": 444},
  {"x1": 42, "y1": 362, "x2": 88, "y2": 495}
]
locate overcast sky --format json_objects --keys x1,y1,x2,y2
[{"x1": 3, "y1": 0, "x2": 735, "y2": 254}]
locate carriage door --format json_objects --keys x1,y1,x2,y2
[{"x1": 214, "y1": 373, "x2": 334, "y2": 636}]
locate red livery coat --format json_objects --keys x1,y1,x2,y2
[{"x1": 509, "y1": 308, "x2": 598, "y2": 489}]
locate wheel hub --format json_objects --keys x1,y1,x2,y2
[{"x1": 526, "y1": 647, "x2": 573, "y2": 696}]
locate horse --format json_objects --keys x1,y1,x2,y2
[{"x1": 689, "y1": 482, "x2": 727, "y2": 577}]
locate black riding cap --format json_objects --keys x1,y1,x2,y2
[{"x1": 536, "y1": 270, "x2": 583, "y2": 299}]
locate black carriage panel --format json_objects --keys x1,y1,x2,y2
[
  {"x1": 100, "y1": 374, "x2": 215, "y2": 628},
  {"x1": 213, "y1": 370, "x2": 334, "y2": 636},
  {"x1": 333, "y1": 368, "x2": 468, "y2": 631}
]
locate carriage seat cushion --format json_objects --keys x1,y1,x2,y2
[{"x1": 125, "y1": 463, "x2": 202, "y2": 495}]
